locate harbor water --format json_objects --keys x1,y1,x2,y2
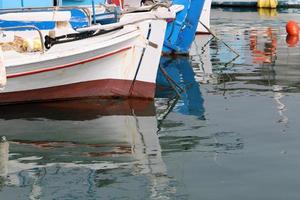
[{"x1": 1, "y1": 8, "x2": 300, "y2": 199}]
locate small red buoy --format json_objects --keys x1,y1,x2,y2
[
  {"x1": 286, "y1": 20, "x2": 299, "y2": 36},
  {"x1": 286, "y1": 35, "x2": 299, "y2": 47}
]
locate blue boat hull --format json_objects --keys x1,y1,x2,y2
[
  {"x1": 61, "y1": 0, "x2": 205, "y2": 55},
  {"x1": 0, "y1": 8, "x2": 118, "y2": 30},
  {"x1": 0, "y1": 0, "x2": 62, "y2": 8},
  {"x1": 0, "y1": 9, "x2": 89, "y2": 30},
  {"x1": 163, "y1": 0, "x2": 205, "y2": 55},
  {"x1": 0, "y1": 0, "x2": 204, "y2": 55}
]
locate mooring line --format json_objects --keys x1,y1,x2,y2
[{"x1": 200, "y1": 21, "x2": 240, "y2": 57}]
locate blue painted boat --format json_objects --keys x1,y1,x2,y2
[
  {"x1": 156, "y1": 57, "x2": 205, "y2": 118},
  {"x1": 62, "y1": 0, "x2": 120, "y2": 25},
  {"x1": 0, "y1": 0, "x2": 62, "y2": 8},
  {"x1": 163, "y1": 0, "x2": 206, "y2": 55},
  {"x1": 0, "y1": 0, "x2": 118, "y2": 31},
  {"x1": 63, "y1": 0, "x2": 103, "y2": 6},
  {"x1": 1, "y1": 0, "x2": 204, "y2": 55},
  {"x1": 0, "y1": 9, "x2": 89, "y2": 30},
  {"x1": 63, "y1": 0, "x2": 206, "y2": 55}
]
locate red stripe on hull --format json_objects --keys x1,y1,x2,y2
[
  {"x1": 0, "y1": 79, "x2": 156, "y2": 105},
  {"x1": 7, "y1": 47, "x2": 132, "y2": 79}
]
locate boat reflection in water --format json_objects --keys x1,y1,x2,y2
[
  {"x1": 248, "y1": 26, "x2": 300, "y2": 129},
  {"x1": 155, "y1": 56, "x2": 207, "y2": 157},
  {"x1": 155, "y1": 55, "x2": 243, "y2": 200},
  {"x1": 191, "y1": 34, "x2": 217, "y2": 84},
  {"x1": 0, "y1": 99, "x2": 173, "y2": 199},
  {"x1": 156, "y1": 56, "x2": 205, "y2": 119}
]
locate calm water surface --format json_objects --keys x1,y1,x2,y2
[{"x1": 1, "y1": 8, "x2": 300, "y2": 199}]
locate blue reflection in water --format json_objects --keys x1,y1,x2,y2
[{"x1": 156, "y1": 56, "x2": 205, "y2": 119}]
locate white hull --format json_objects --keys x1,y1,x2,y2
[
  {"x1": 197, "y1": 0, "x2": 212, "y2": 34},
  {"x1": 0, "y1": 7, "x2": 177, "y2": 103}
]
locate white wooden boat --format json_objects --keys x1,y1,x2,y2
[
  {"x1": 196, "y1": 0, "x2": 212, "y2": 34},
  {"x1": 0, "y1": 5, "x2": 180, "y2": 104}
]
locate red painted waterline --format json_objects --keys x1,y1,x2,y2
[
  {"x1": 0, "y1": 79, "x2": 156, "y2": 104},
  {"x1": 7, "y1": 46, "x2": 132, "y2": 79}
]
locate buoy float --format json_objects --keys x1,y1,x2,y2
[
  {"x1": 286, "y1": 20, "x2": 299, "y2": 36},
  {"x1": 257, "y1": 0, "x2": 278, "y2": 8},
  {"x1": 258, "y1": 8, "x2": 277, "y2": 17},
  {"x1": 286, "y1": 35, "x2": 299, "y2": 47}
]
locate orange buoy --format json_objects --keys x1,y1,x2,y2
[
  {"x1": 286, "y1": 35, "x2": 299, "y2": 47},
  {"x1": 286, "y1": 20, "x2": 299, "y2": 36}
]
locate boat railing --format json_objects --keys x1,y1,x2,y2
[
  {"x1": 0, "y1": 6, "x2": 93, "y2": 26},
  {"x1": 0, "y1": 26, "x2": 45, "y2": 53}
]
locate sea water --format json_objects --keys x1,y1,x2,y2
[{"x1": 0, "y1": 8, "x2": 300, "y2": 199}]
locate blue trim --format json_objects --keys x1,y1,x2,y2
[
  {"x1": 0, "y1": 0, "x2": 59, "y2": 8},
  {"x1": 0, "y1": 8, "x2": 118, "y2": 30},
  {"x1": 0, "y1": 9, "x2": 89, "y2": 30}
]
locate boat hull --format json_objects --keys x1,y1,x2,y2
[
  {"x1": 0, "y1": 7, "x2": 117, "y2": 30},
  {"x1": 0, "y1": 79, "x2": 156, "y2": 104},
  {"x1": 1, "y1": 19, "x2": 167, "y2": 104},
  {"x1": 163, "y1": 0, "x2": 205, "y2": 55},
  {"x1": 196, "y1": 0, "x2": 212, "y2": 34}
]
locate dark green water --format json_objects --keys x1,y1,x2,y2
[{"x1": 0, "y1": 8, "x2": 300, "y2": 199}]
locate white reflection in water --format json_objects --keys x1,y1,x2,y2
[{"x1": 0, "y1": 100, "x2": 175, "y2": 199}]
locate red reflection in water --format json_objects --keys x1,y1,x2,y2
[
  {"x1": 249, "y1": 28, "x2": 277, "y2": 64},
  {"x1": 286, "y1": 35, "x2": 299, "y2": 47}
]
